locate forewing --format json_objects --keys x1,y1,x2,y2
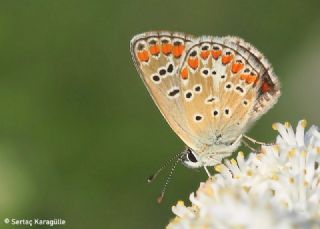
[{"x1": 130, "y1": 31, "x2": 200, "y2": 148}]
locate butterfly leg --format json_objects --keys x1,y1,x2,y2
[
  {"x1": 204, "y1": 166, "x2": 212, "y2": 177},
  {"x1": 243, "y1": 135, "x2": 273, "y2": 146},
  {"x1": 234, "y1": 134, "x2": 243, "y2": 145},
  {"x1": 242, "y1": 139, "x2": 259, "y2": 153}
]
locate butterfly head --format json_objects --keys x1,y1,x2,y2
[
  {"x1": 181, "y1": 139, "x2": 241, "y2": 168},
  {"x1": 181, "y1": 148, "x2": 202, "y2": 168}
]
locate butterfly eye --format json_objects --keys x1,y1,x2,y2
[
  {"x1": 181, "y1": 149, "x2": 202, "y2": 169},
  {"x1": 187, "y1": 151, "x2": 198, "y2": 162}
]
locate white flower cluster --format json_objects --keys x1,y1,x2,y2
[{"x1": 167, "y1": 120, "x2": 320, "y2": 229}]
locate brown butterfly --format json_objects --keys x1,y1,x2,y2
[{"x1": 130, "y1": 31, "x2": 280, "y2": 202}]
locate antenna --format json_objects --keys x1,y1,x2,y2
[
  {"x1": 147, "y1": 151, "x2": 182, "y2": 183},
  {"x1": 156, "y1": 155, "x2": 182, "y2": 204}
]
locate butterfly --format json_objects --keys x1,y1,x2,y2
[{"x1": 130, "y1": 31, "x2": 280, "y2": 177}]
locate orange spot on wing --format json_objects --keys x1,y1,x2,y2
[
  {"x1": 200, "y1": 50, "x2": 210, "y2": 59},
  {"x1": 240, "y1": 74, "x2": 258, "y2": 84},
  {"x1": 232, "y1": 63, "x2": 244, "y2": 74},
  {"x1": 261, "y1": 82, "x2": 271, "y2": 93},
  {"x1": 172, "y1": 45, "x2": 184, "y2": 58},
  {"x1": 188, "y1": 57, "x2": 199, "y2": 70},
  {"x1": 240, "y1": 74, "x2": 249, "y2": 81},
  {"x1": 149, "y1": 45, "x2": 160, "y2": 55},
  {"x1": 211, "y1": 50, "x2": 222, "y2": 60},
  {"x1": 222, "y1": 55, "x2": 233, "y2": 65},
  {"x1": 137, "y1": 50, "x2": 149, "y2": 62},
  {"x1": 181, "y1": 67, "x2": 188, "y2": 79},
  {"x1": 161, "y1": 43, "x2": 173, "y2": 55},
  {"x1": 246, "y1": 75, "x2": 258, "y2": 84}
]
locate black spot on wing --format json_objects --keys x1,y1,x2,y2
[{"x1": 168, "y1": 89, "x2": 180, "y2": 97}]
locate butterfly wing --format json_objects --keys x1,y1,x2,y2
[
  {"x1": 131, "y1": 32, "x2": 280, "y2": 158},
  {"x1": 227, "y1": 37, "x2": 281, "y2": 121},
  {"x1": 130, "y1": 31, "x2": 201, "y2": 149},
  {"x1": 176, "y1": 36, "x2": 280, "y2": 155}
]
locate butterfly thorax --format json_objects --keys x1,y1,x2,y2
[
  {"x1": 198, "y1": 134, "x2": 242, "y2": 166},
  {"x1": 182, "y1": 134, "x2": 242, "y2": 168}
]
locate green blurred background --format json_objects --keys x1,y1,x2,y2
[{"x1": 0, "y1": 0, "x2": 319, "y2": 228}]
